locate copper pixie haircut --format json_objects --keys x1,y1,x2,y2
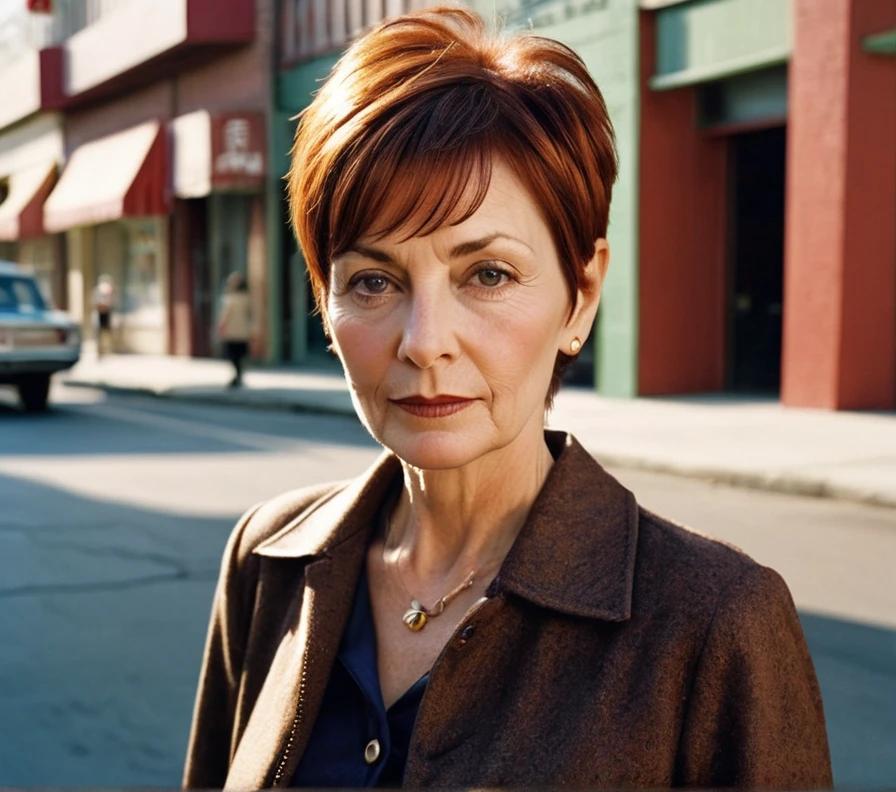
[{"x1": 288, "y1": 5, "x2": 618, "y2": 398}]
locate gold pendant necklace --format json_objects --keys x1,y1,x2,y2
[
  {"x1": 386, "y1": 519, "x2": 477, "y2": 632},
  {"x1": 401, "y1": 570, "x2": 476, "y2": 632}
]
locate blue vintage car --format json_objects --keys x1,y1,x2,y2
[{"x1": 0, "y1": 261, "x2": 80, "y2": 411}]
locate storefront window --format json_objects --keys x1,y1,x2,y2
[
  {"x1": 92, "y1": 218, "x2": 167, "y2": 354},
  {"x1": 19, "y1": 238, "x2": 57, "y2": 307},
  {"x1": 123, "y1": 219, "x2": 164, "y2": 328}
]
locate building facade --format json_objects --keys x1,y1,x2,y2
[
  {"x1": 271, "y1": 0, "x2": 894, "y2": 409},
  {"x1": 485, "y1": 0, "x2": 896, "y2": 409},
  {"x1": 636, "y1": 0, "x2": 895, "y2": 410},
  {"x1": 0, "y1": 0, "x2": 892, "y2": 409},
  {"x1": 0, "y1": 0, "x2": 274, "y2": 357}
]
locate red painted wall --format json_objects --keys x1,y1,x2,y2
[
  {"x1": 783, "y1": 0, "x2": 896, "y2": 409},
  {"x1": 187, "y1": 0, "x2": 255, "y2": 42},
  {"x1": 638, "y1": 11, "x2": 728, "y2": 395}
]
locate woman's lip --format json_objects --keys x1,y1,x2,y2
[
  {"x1": 391, "y1": 395, "x2": 472, "y2": 405},
  {"x1": 390, "y1": 397, "x2": 475, "y2": 418}
]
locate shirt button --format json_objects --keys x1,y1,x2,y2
[{"x1": 364, "y1": 738, "x2": 381, "y2": 764}]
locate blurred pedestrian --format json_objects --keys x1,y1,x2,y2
[
  {"x1": 216, "y1": 272, "x2": 251, "y2": 388},
  {"x1": 93, "y1": 274, "x2": 115, "y2": 358},
  {"x1": 184, "y1": 8, "x2": 831, "y2": 790}
]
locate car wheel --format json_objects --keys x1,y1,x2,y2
[{"x1": 18, "y1": 374, "x2": 51, "y2": 412}]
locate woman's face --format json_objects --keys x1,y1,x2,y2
[{"x1": 327, "y1": 159, "x2": 606, "y2": 470}]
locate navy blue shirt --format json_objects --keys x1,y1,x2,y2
[{"x1": 291, "y1": 565, "x2": 428, "y2": 787}]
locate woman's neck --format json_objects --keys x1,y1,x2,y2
[{"x1": 386, "y1": 418, "x2": 555, "y2": 585}]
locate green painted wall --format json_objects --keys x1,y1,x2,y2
[
  {"x1": 470, "y1": 0, "x2": 641, "y2": 397},
  {"x1": 652, "y1": 0, "x2": 792, "y2": 89},
  {"x1": 268, "y1": 53, "x2": 340, "y2": 363},
  {"x1": 277, "y1": 54, "x2": 341, "y2": 117},
  {"x1": 264, "y1": 108, "x2": 289, "y2": 363}
]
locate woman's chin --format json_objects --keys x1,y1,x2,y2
[{"x1": 376, "y1": 426, "x2": 494, "y2": 471}]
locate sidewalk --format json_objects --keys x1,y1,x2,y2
[{"x1": 61, "y1": 351, "x2": 896, "y2": 509}]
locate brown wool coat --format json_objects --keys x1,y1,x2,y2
[{"x1": 182, "y1": 431, "x2": 832, "y2": 789}]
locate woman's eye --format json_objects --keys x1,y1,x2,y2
[
  {"x1": 475, "y1": 267, "x2": 509, "y2": 288},
  {"x1": 354, "y1": 275, "x2": 390, "y2": 294}
]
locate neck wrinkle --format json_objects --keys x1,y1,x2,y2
[{"x1": 386, "y1": 423, "x2": 554, "y2": 582}]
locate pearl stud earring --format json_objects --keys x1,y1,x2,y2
[{"x1": 570, "y1": 337, "x2": 582, "y2": 354}]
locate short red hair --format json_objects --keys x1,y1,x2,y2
[{"x1": 288, "y1": 6, "x2": 617, "y2": 395}]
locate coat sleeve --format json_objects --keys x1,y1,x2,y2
[
  {"x1": 182, "y1": 503, "x2": 264, "y2": 790},
  {"x1": 675, "y1": 564, "x2": 833, "y2": 789}
]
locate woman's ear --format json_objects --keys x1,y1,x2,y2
[{"x1": 565, "y1": 239, "x2": 610, "y2": 351}]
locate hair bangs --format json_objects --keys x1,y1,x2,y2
[{"x1": 329, "y1": 109, "x2": 497, "y2": 257}]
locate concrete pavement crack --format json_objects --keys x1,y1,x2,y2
[
  {"x1": 0, "y1": 570, "x2": 218, "y2": 598},
  {"x1": 35, "y1": 541, "x2": 193, "y2": 575}
]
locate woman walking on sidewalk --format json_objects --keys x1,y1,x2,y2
[
  {"x1": 93, "y1": 274, "x2": 115, "y2": 358},
  {"x1": 184, "y1": 8, "x2": 831, "y2": 789},
  {"x1": 217, "y1": 272, "x2": 251, "y2": 388}
]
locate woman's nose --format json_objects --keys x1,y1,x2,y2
[{"x1": 397, "y1": 291, "x2": 459, "y2": 369}]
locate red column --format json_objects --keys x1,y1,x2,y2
[
  {"x1": 783, "y1": 0, "x2": 896, "y2": 409},
  {"x1": 638, "y1": 10, "x2": 728, "y2": 396}
]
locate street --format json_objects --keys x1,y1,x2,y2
[{"x1": 1, "y1": 384, "x2": 894, "y2": 787}]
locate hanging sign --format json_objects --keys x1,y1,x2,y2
[{"x1": 211, "y1": 114, "x2": 265, "y2": 190}]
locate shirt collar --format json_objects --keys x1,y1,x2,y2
[{"x1": 253, "y1": 430, "x2": 638, "y2": 622}]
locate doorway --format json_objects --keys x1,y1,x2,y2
[
  {"x1": 184, "y1": 199, "x2": 211, "y2": 356},
  {"x1": 726, "y1": 126, "x2": 786, "y2": 393}
]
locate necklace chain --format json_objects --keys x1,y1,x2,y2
[{"x1": 385, "y1": 512, "x2": 478, "y2": 632}]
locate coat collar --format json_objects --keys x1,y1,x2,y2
[
  {"x1": 252, "y1": 447, "x2": 399, "y2": 560},
  {"x1": 497, "y1": 431, "x2": 638, "y2": 621},
  {"x1": 253, "y1": 430, "x2": 638, "y2": 622}
]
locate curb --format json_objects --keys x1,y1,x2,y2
[
  {"x1": 581, "y1": 447, "x2": 896, "y2": 510},
  {"x1": 61, "y1": 378, "x2": 357, "y2": 417}
]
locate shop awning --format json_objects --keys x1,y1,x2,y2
[
  {"x1": 0, "y1": 161, "x2": 57, "y2": 241},
  {"x1": 171, "y1": 110, "x2": 265, "y2": 198},
  {"x1": 43, "y1": 120, "x2": 167, "y2": 233}
]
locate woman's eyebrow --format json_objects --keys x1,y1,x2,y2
[
  {"x1": 449, "y1": 233, "x2": 533, "y2": 258},
  {"x1": 345, "y1": 233, "x2": 533, "y2": 263},
  {"x1": 345, "y1": 244, "x2": 395, "y2": 264}
]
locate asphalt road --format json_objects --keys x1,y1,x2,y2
[{"x1": 1, "y1": 383, "x2": 894, "y2": 787}]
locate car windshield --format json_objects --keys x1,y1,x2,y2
[{"x1": 0, "y1": 275, "x2": 47, "y2": 314}]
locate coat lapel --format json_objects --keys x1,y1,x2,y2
[
  {"x1": 224, "y1": 451, "x2": 401, "y2": 789},
  {"x1": 497, "y1": 431, "x2": 638, "y2": 620}
]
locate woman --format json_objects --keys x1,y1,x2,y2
[
  {"x1": 93, "y1": 274, "x2": 115, "y2": 358},
  {"x1": 217, "y1": 272, "x2": 251, "y2": 387},
  {"x1": 184, "y1": 7, "x2": 831, "y2": 789}
]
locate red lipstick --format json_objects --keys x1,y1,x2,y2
[{"x1": 391, "y1": 395, "x2": 475, "y2": 418}]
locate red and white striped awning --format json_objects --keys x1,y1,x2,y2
[
  {"x1": 43, "y1": 120, "x2": 167, "y2": 232},
  {"x1": 0, "y1": 161, "x2": 57, "y2": 240}
]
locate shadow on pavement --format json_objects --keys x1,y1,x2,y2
[
  {"x1": 799, "y1": 612, "x2": 896, "y2": 788},
  {"x1": 0, "y1": 471, "x2": 239, "y2": 787}
]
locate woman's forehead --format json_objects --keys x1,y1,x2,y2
[{"x1": 356, "y1": 160, "x2": 546, "y2": 251}]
